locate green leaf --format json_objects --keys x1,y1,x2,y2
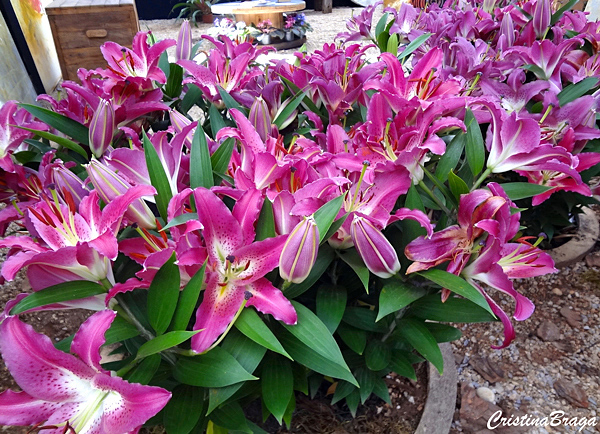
[
  {"x1": 173, "y1": 347, "x2": 258, "y2": 388},
  {"x1": 331, "y1": 380, "x2": 356, "y2": 404},
  {"x1": 208, "y1": 330, "x2": 266, "y2": 414},
  {"x1": 10, "y1": 281, "x2": 105, "y2": 315},
  {"x1": 409, "y1": 294, "x2": 497, "y2": 323},
  {"x1": 435, "y1": 133, "x2": 465, "y2": 182},
  {"x1": 125, "y1": 353, "x2": 161, "y2": 385},
  {"x1": 342, "y1": 307, "x2": 387, "y2": 333},
  {"x1": 209, "y1": 104, "x2": 227, "y2": 138},
  {"x1": 557, "y1": 77, "x2": 598, "y2": 106},
  {"x1": 345, "y1": 389, "x2": 360, "y2": 417},
  {"x1": 217, "y1": 86, "x2": 244, "y2": 112},
  {"x1": 386, "y1": 33, "x2": 399, "y2": 55},
  {"x1": 181, "y1": 84, "x2": 203, "y2": 114},
  {"x1": 448, "y1": 170, "x2": 470, "y2": 202},
  {"x1": 500, "y1": 182, "x2": 552, "y2": 201},
  {"x1": 522, "y1": 63, "x2": 548, "y2": 80},
  {"x1": 165, "y1": 63, "x2": 184, "y2": 98},
  {"x1": 374, "y1": 12, "x2": 389, "y2": 38},
  {"x1": 210, "y1": 402, "x2": 251, "y2": 433},
  {"x1": 398, "y1": 33, "x2": 432, "y2": 63},
  {"x1": 273, "y1": 90, "x2": 306, "y2": 129},
  {"x1": 316, "y1": 284, "x2": 347, "y2": 334},
  {"x1": 105, "y1": 316, "x2": 140, "y2": 345},
  {"x1": 372, "y1": 376, "x2": 391, "y2": 404},
  {"x1": 162, "y1": 213, "x2": 199, "y2": 231},
  {"x1": 418, "y1": 269, "x2": 495, "y2": 316},
  {"x1": 171, "y1": 261, "x2": 206, "y2": 331},
  {"x1": 389, "y1": 350, "x2": 416, "y2": 380},
  {"x1": 322, "y1": 214, "x2": 348, "y2": 242},
  {"x1": 424, "y1": 323, "x2": 462, "y2": 343},
  {"x1": 190, "y1": 124, "x2": 214, "y2": 189},
  {"x1": 464, "y1": 108, "x2": 485, "y2": 177},
  {"x1": 397, "y1": 318, "x2": 444, "y2": 374},
  {"x1": 283, "y1": 302, "x2": 350, "y2": 369},
  {"x1": 279, "y1": 76, "x2": 326, "y2": 122},
  {"x1": 19, "y1": 103, "x2": 90, "y2": 146},
  {"x1": 255, "y1": 198, "x2": 277, "y2": 241},
  {"x1": 364, "y1": 340, "x2": 391, "y2": 372},
  {"x1": 278, "y1": 329, "x2": 358, "y2": 386},
  {"x1": 377, "y1": 31, "x2": 390, "y2": 53},
  {"x1": 147, "y1": 253, "x2": 181, "y2": 335},
  {"x1": 54, "y1": 334, "x2": 75, "y2": 353},
  {"x1": 337, "y1": 323, "x2": 367, "y2": 355},
  {"x1": 143, "y1": 130, "x2": 173, "y2": 221},
  {"x1": 356, "y1": 368, "x2": 376, "y2": 404},
  {"x1": 17, "y1": 126, "x2": 87, "y2": 157},
  {"x1": 337, "y1": 249, "x2": 369, "y2": 293},
  {"x1": 262, "y1": 356, "x2": 294, "y2": 424},
  {"x1": 551, "y1": 0, "x2": 579, "y2": 24},
  {"x1": 285, "y1": 244, "x2": 335, "y2": 298},
  {"x1": 314, "y1": 195, "x2": 345, "y2": 243},
  {"x1": 377, "y1": 280, "x2": 427, "y2": 321},
  {"x1": 210, "y1": 137, "x2": 234, "y2": 176},
  {"x1": 136, "y1": 331, "x2": 200, "y2": 360},
  {"x1": 164, "y1": 385, "x2": 205, "y2": 434},
  {"x1": 234, "y1": 308, "x2": 291, "y2": 359}
]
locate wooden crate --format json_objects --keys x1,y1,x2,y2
[{"x1": 46, "y1": 0, "x2": 139, "y2": 82}]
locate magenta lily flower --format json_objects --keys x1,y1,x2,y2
[
  {"x1": 0, "y1": 310, "x2": 171, "y2": 433},
  {"x1": 191, "y1": 188, "x2": 297, "y2": 354},
  {"x1": 98, "y1": 32, "x2": 175, "y2": 89}
]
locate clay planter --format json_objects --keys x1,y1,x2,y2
[
  {"x1": 415, "y1": 343, "x2": 458, "y2": 434},
  {"x1": 202, "y1": 13, "x2": 214, "y2": 23},
  {"x1": 548, "y1": 207, "x2": 600, "y2": 268}
]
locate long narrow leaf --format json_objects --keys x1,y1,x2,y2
[
  {"x1": 398, "y1": 33, "x2": 432, "y2": 63},
  {"x1": 17, "y1": 127, "x2": 88, "y2": 157},
  {"x1": 143, "y1": 131, "x2": 172, "y2": 221},
  {"x1": 19, "y1": 103, "x2": 90, "y2": 145},
  {"x1": 190, "y1": 125, "x2": 214, "y2": 189},
  {"x1": 170, "y1": 261, "x2": 206, "y2": 331},
  {"x1": 273, "y1": 90, "x2": 306, "y2": 129},
  {"x1": 10, "y1": 281, "x2": 105, "y2": 315},
  {"x1": 147, "y1": 253, "x2": 181, "y2": 335}
]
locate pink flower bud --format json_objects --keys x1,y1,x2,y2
[
  {"x1": 350, "y1": 215, "x2": 400, "y2": 278},
  {"x1": 249, "y1": 97, "x2": 271, "y2": 142},
  {"x1": 86, "y1": 159, "x2": 156, "y2": 229},
  {"x1": 89, "y1": 99, "x2": 115, "y2": 158},
  {"x1": 279, "y1": 216, "x2": 319, "y2": 283},
  {"x1": 176, "y1": 20, "x2": 192, "y2": 61}
]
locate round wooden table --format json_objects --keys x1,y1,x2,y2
[{"x1": 211, "y1": 0, "x2": 306, "y2": 29}]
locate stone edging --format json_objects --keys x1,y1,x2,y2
[
  {"x1": 549, "y1": 207, "x2": 600, "y2": 268},
  {"x1": 415, "y1": 342, "x2": 457, "y2": 434}
]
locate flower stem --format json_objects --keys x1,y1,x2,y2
[
  {"x1": 471, "y1": 167, "x2": 492, "y2": 191},
  {"x1": 418, "y1": 180, "x2": 451, "y2": 215}
]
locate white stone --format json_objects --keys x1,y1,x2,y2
[{"x1": 476, "y1": 387, "x2": 495, "y2": 404}]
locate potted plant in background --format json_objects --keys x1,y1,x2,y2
[
  {"x1": 284, "y1": 13, "x2": 295, "y2": 41},
  {"x1": 250, "y1": 19, "x2": 284, "y2": 44},
  {"x1": 172, "y1": 0, "x2": 216, "y2": 24},
  {"x1": 285, "y1": 12, "x2": 312, "y2": 39}
]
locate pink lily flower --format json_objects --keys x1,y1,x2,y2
[
  {"x1": 0, "y1": 310, "x2": 171, "y2": 433},
  {"x1": 191, "y1": 188, "x2": 297, "y2": 354},
  {"x1": 97, "y1": 32, "x2": 175, "y2": 90},
  {"x1": 0, "y1": 101, "x2": 48, "y2": 172}
]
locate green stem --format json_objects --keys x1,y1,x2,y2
[
  {"x1": 418, "y1": 180, "x2": 451, "y2": 215},
  {"x1": 471, "y1": 167, "x2": 493, "y2": 191}
]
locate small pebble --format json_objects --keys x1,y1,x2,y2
[
  {"x1": 476, "y1": 387, "x2": 495, "y2": 404},
  {"x1": 552, "y1": 288, "x2": 563, "y2": 296}
]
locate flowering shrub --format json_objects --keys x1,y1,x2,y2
[
  {"x1": 284, "y1": 12, "x2": 313, "y2": 38},
  {"x1": 1, "y1": 0, "x2": 599, "y2": 431}
]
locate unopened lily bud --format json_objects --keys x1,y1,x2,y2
[
  {"x1": 350, "y1": 215, "x2": 400, "y2": 279},
  {"x1": 279, "y1": 216, "x2": 319, "y2": 283},
  {"x1": 532, "y1": 0, "x2": 550, "y2": 39},
  {"x1": 86, "y1": 159, "x2": 156, "y2": 229},
  {"x1": 249, "y1": 97, "x2": 271, "y2": 142},
  {"x1": 89, "y1": 99, "x2": 115, "y2": 158},
  {"x1": 176, "y1": 20, "x2": 192, "y2": 61}
]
